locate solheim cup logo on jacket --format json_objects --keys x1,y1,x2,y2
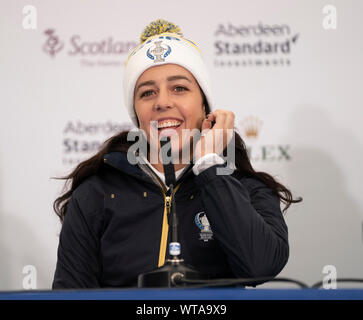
[{"x1": 195, "y1": 212, "x2": 213, "y2": 242}]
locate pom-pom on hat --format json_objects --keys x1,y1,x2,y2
[{"x1": 123, "y1": 19, "x2": 213, "y2": 127}]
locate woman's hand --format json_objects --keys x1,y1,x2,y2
[{"x1": 194, "y1": 109, "x2": 235, "y2": 162}]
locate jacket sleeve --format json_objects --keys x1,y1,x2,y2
[
  {"x1": 194, "y1": 165, "x2": 289, "y2": 280},
  {"x1": 52, "y1": 183, "x2": 103, "y2": 289}
]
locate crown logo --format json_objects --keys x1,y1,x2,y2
[{"x1": 240, "y1": 116, "x2": 263, "y2": 140}]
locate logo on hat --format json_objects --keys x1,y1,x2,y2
[
  {"x1": 195, "y1": 212, "x2": 213, "y2": 242},
  {"x1": 147, "y1": 40, "x2": 171, "y2": 63}
]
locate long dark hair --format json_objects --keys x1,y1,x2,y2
[{"x1": 53, "y1": 129, "x2": 302, "y2": 223}]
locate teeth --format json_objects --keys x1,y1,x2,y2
[{"x1": 157, "y1": 120, "x2": 181, "y2": 129}]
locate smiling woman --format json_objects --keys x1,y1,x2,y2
[
  {"x1": 52, "y1": 19, "x2": 301, "y2": 289},
  {"x1": 134, "y1": 64, "x2": 206, "y2": 172}
]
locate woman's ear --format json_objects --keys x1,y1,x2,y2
[{"x1": 202, "y1": 104, "x2": 207, "y2": 119}]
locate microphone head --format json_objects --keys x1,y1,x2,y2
[{"x1": 159, "y1": 136, "x2": 176, "y2": 187}]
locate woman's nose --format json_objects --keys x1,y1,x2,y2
[{"x1": 154, "y1": 89, "x2": 173, "y2": 111}]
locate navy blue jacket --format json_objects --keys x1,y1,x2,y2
[{"x1": 52, "y1": 151, "x2": 289, "y2": 288}]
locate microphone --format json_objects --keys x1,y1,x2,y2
[
  {"x1": 159, "y1": 137, "x2": 179, "y2": 259},
  {"x1": 137, "y1": 136, "x2": 206, "y2": 287},
  {"x1": 159, "y1": 137, "x2": 176, "y2": 187}
]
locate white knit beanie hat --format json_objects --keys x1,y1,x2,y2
[{"x1": 123, "y1": 19, "x2": 213, "y2": 127}]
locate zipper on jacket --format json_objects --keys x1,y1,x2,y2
[
  {"x1": 103, "y1": 156, "x2": 183, "y2": 268},
  {"x1": 158, "y1": 186, "x2": 181, "y2": 267},
  {"x1": 165, "y1": 196, "x2": 171, "y2": 216}
]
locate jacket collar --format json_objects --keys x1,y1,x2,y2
[
  {"x1": 103, "y1": 151, "x2": 145, "y2": 177},
  {"x1": 103, "y1": 151, "x2": 195, "y2": 186}
]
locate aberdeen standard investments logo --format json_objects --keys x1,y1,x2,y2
[
  {"x1": 214, "y1": 22, "x2": 300, "y2": 68},
  {"x1": 62, "y1": 120, "x2": 133, "y2": 166},
  {"x1": 42, "y1": 28, "x2": 137, "y2": 67}
]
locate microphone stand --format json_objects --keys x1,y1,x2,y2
[{"x1": 137, "y1": 137, "x2": 205, "y2": 288}]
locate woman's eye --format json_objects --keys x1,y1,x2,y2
[
  {"x1": 140, "y1": 90, "x2": 153, "y2": 98},
  {"x1": 174, "y1": 86, "x2": 187, "y2": 92}
]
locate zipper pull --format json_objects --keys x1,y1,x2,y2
[{"x1": 165, "y1": 196, "x2": 171, "y2": 213}]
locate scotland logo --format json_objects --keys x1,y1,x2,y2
[
  {"x1": 147, "y1": 40, "x2": 172, "y2": 63},
  {"x1": 195, "y1": 212, "x2": 213, "y2": 242}
]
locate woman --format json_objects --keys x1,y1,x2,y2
[{"x1": 52, "y1": 19, "x2": 301, "y2": 288}]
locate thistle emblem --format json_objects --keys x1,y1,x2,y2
[{"x1": 43, "y1": 29, "x2": 64, "y2": 57}]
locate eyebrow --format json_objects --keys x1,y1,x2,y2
[
  {"x1": 135, "y1": 80, "x2": 155, "y2": 94},
  {"x1": 167, "y1": 75, "x2": 192, "y2": 83},
  {"x1": 135, "y1": 75, "x2": 192, "y2": 94}
]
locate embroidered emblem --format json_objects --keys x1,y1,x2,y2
[
  {"x1": 195, "y1": 212, "x2": 213, "y2": 242},
  {"x1": 146, "y1": 40, "x2": 171, "y2": 63}
]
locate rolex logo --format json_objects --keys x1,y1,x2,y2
[{"x1": 240, "y1": 116, "x2": 263, "y2": 140}]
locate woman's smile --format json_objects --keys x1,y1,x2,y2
[{"x1": 155, "y1": 118, "x2": 184, "y2": 137}]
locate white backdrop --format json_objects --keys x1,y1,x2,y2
[{"x1": 1, "y1": 0, "x2": 362, "y2": 290}]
